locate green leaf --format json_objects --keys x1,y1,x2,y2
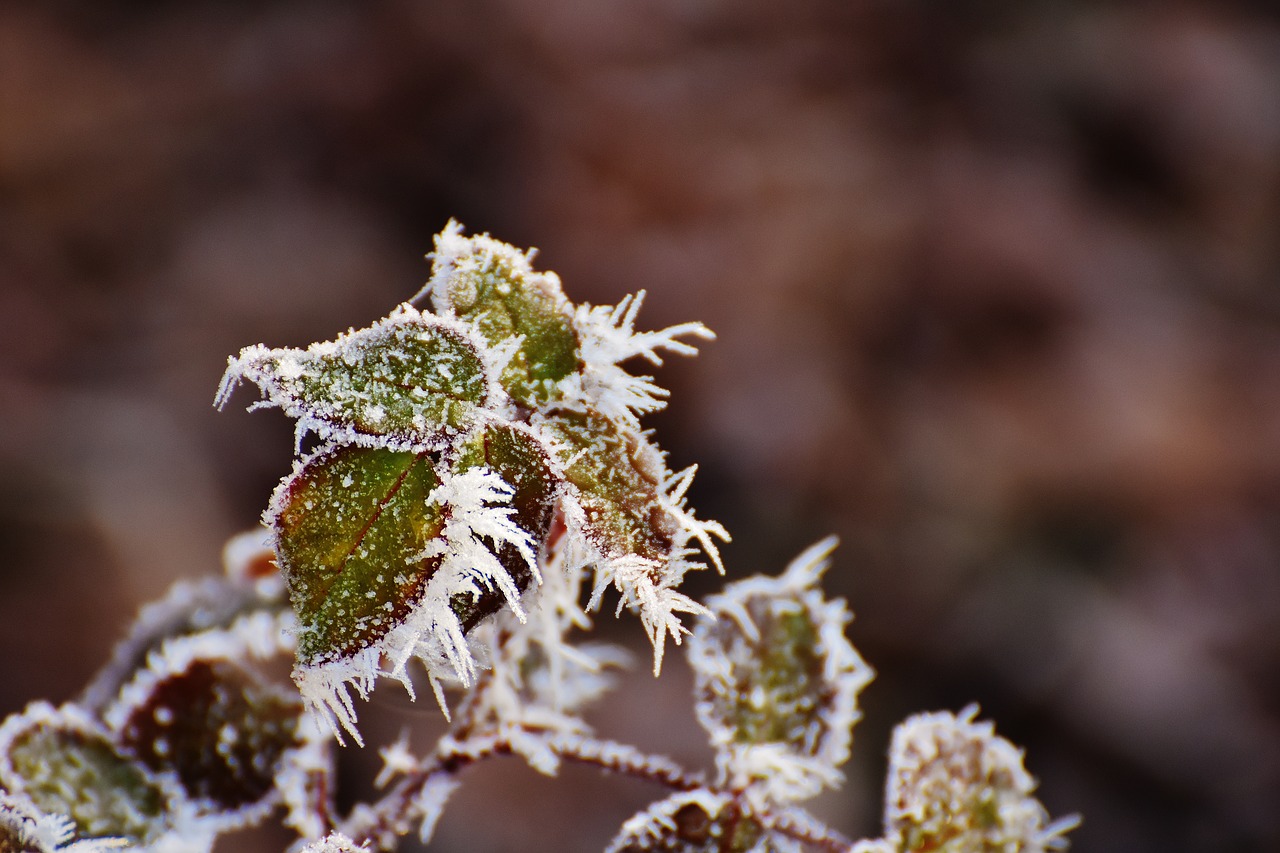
[
  {"x1": 434, "y1": 236, "x2": 580, "y2": 407},
  {"x1": 539, "y1": 407, "x2": 674, "y2": 562},
  {"x1": 220, "y1": 307, "x2": 492, "y2": 447},
  {"x1": 687, "y1": 540, "x2": 875, "y2": 802},
  {"x1": 271, "y1": 445, "x2": 446, "y2": 666},
  {"x1": 114, "y1": 660, "x2": 303, "y2": 813},
  {"x1": 1, "y1": 705, "x2": 170, "y2": 844}
]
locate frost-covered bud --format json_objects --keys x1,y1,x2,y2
[
  {"x1": 0, "y1": 703, "x2": 175, "y2": 846},
  {"x1": 687, "y1": 537, "x2": 874, "y2": 804},
  {"x1": 606, "y1": 790, "x2": 797, "y2": 853},
  {"x1": 883, "y1": 707, "x2": 1077, "y2": 852}
]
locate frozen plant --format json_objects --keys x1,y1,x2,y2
[{"x1": 0, "y1": 224, "x2": 1077, "y2": 852}]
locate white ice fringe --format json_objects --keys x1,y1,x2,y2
[
  {"x1": 558, "y1": 291, "x2": 714, "y2": 429},
  {"x1": 298, "y1": 832, "x2": 369, "y2": 853}
]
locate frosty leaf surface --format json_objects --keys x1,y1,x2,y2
[
  {"x1": 426, "y1": 225, "x2": 580, "y2": 407},
  {"x1": 219, "y1": 308, "x2": 492, "y2": 448},
  {"x1": 271, "y1": 445, "x2": 446, "y2": 665},
  {"x1": 0, "y1": 706, "x2": 169, "y2": 844},
  {"x1": 883, "y1": 707, "x2": 1076, "y2": 853},
  {"x1": 541, "y1": 408, "x2": 674, "y2": 562},
  {"x1": 114, "y1": 659, "x2": 302, "y2": 813},
  {"x1": 688, "y1": 539, "x2": 873, "y2": 803}
]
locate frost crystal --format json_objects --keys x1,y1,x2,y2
[
  {"x1": 561, "y1": 291, "x2": 714, "y2": 428},
  {"x1": 883, "y1": 706, "x2": 1078, "y2": 852},
  {"x1": 687, "y1": 537, "x2": 874, "y2": 805}
]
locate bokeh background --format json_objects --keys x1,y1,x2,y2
[{"x1": 3, "y1": 1, "x2": 1280, "y2": 851}]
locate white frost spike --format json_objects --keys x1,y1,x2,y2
[
  {"x1": 412, "y1": 775, "x2": 461, "y2": 844},
  {"x1": 294, "y1": 650, "x2": 378, "y2": 746},
  {"x1": 884, "y1": 706, "x2": 1078, "y2": 852},
  {"x1": 561, "y1": 291, "x2": 714, "y2": 428},
  {"x1": 423, "y1": 466, "x2": 540, "y2": 619}
]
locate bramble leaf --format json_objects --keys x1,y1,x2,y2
[
  {"x1": 0, "y1": 704, "x2": 170, "y2": 845},
  {"x1": 270, "y1": 445, "x2": 446, "y2": 666},
  {"x1": 425, "y1": 224, "x2": 581, "y2": 407},
  {"x1": 688, "y1": 539, "x2": 874, "y2": 803},
  {"x1": 883, "y1": 707, "x2": 1077, "y2": 853},
  {"x1": 217, "y1": 306, "x2": 494, "y2": 449},
  {"x1": 540, "y1": 407, "x2": 674, "y2": 563},
  {"x1": 112, "y1": 658, "x2": 302, "y2": 815}
]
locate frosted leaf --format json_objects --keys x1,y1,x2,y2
[
  {"x1": 883, "y1": 706, "x2": 1078, "y2": 853},
  {"x1": 561, "y1": 291, "x2": 714, "y2": 428},
  {"x1": 606, "y1": 791, "x2": 796, "y2": 853},
  {"x1": 269, "y1": 445, "x2": 446, "y2": 670},
  {"x1": 0, "y1": 703, "x2": 174, "y2": 846},
  {"x1": 102, "y1": 615, "x2": 304, "y2": 826},
  {"x1": 420, "y1": 221, "x2": 580, "y2": 408},
  {"x1": 687, "y1": 538, "x2": 874, "y2": 804},
  {"x1": 272, "y1": 441, "x2": 554, "y2": 742},
  {"x1": 537, "y1": 407, "x2": 728, "y2": 671},
  {"x1": 216, "y1": 305, "x2": 497, "y2": 451}
]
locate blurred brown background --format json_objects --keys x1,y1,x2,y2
[{"x1": 3, "y1": 1, "x2": 1280, "y2": 851}]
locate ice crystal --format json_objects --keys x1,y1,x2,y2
[
  {"x1": 687, "y1": 537, "x2": 874, "y2": 804},
  {"x1": 882, "y1": 706, "x2": 1078, "y2": 852}
]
